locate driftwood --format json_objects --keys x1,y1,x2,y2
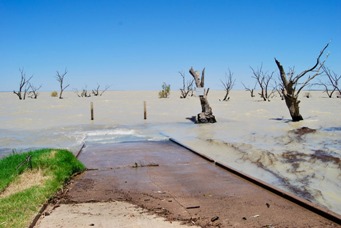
[{"x1": 189, "y1": 67, "x2": 216, "y2": 123}]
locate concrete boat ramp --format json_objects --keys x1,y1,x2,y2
[{"x1": 34, "y1": 140, "x2": 340, "y2": 227}]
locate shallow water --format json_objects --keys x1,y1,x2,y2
[{"x1": 0, "y1": 91, "x2": 340, "y2": 215}]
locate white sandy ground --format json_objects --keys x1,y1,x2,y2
[
  {"x1": 35, "y1": 201, "x2": 197, "y2": 228},
  {"x1": 0, "y1": 90, "x2": 340, "y2": 216}
]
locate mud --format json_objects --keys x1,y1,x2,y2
[{"x1": 292, "y1": 126, "x2": 317, "y2": 135}]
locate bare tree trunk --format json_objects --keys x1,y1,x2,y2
[
  {"x1": 274, "y1": 43, "x2": 328, "y2": 121},
  {"x1": 221, "y1": 69, "x2": 235, "y2": 101},
  {"x1": 250, "y1": 65, "x2": 274, "y2": 101},
  {"x1": 189, "y1": 67, "x2": 216, "y2": 123},
  {"x1": 92, "y1": 84, "x2": 110, "y2": 96},
  {"x1": 275, "y1": 60, "x2": 304, "y2": 121},
  {"x1": 284, "y1": 92, "x2": 303, "y2": 121},
  {"x1": 222, "y1": 93, "x2": 229, "y2": 101},
  {"x1": 242, "y1": 82, "x2": 256, "y2": 98},
  {"x1": 13, "y1": 68, "x2": 32, "y2": 100},
  {"x1": 56, "y1": 69, "x2": 69, "y2": 99},
  {"x1": 28, "y1": 84, "x2": 42, "y2": 99},
  {"x1": 23, "y1": 83, "x2": 30, "y2": 100},
  {"x1": 322, "y1": 66, "x2": 341, "y2": 97},
  {"x1": 179, "y1": 71, "x2": 194, "y2": 98}
]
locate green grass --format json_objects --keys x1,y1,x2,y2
[{"x1": 0, "y1": 149, "x2": 85, "y2": 228}]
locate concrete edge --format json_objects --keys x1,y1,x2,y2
[{"x1": 29, "y1": 202, "x2": 49, "y2": 228}]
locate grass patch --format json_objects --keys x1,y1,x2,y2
[{"x1": 0, "y1": 149, "x2": 85, "y2": 228}]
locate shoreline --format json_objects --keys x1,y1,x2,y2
[{"x1": 1, "y1": 90, "x2": 340, "y2": 215}]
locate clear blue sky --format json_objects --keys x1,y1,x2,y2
[{"x1": 0, "y1": 0, "x2": 340, "y2": 91}]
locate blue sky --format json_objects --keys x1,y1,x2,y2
[{"x1": 0, "y1": 0, "x2": 340, "y2": 91}]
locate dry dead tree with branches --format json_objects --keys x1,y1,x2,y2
[
  {"x1": 74, "y1": 86, "x2": 91, "y2": 97},
  {"x1": 275, "y1": 43, "x2": 329, "y2": 121},
  {"x1": 28, "y1": 83, "x2": 42, "y2": 99},
  {"x1": 179, "y1": 71, "x2": 194, "y2": 99},
  {"x1": 274, "y1": 81, "x2": 284, "y2": 100},
  {"x1": 56, "y1": 69, "x2": 70, "y2": 99},
  {"x1": 92, "y1": 84, "x2": 110, "y2": 96},
  {"x1": 319, "y1": 66, "x2": 341, "y2": 98},
  {"x1": 189, "y1": 67, "x2": 216, "y2": 123},
  {"x1": 221, "y1": 69, "x2": 235, "y2": 101},
  {"x1": 242, "y1": 82, "x2": 256, "y2": 98},
  {"x1": 251, "y1": 65, "x2": 275, "y2": 101},
  {"x1": 13, "y1": 68, "x2": 33, "y2": 100}
]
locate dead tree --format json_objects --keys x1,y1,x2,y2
[
  {"x1": 13, "y1": 68, "x2": 33, "y2": 100},
  {"x1": 251, "y1": 65, "x2": 275, "y2": 101},
  {"x1": 189, "y1": 67, "x2": 216, "y2": 123},
  {"x1": 179, "y1": 71, "x2": 194, "y2": 98},
  {"x1": 321, "y1": 66, "x2": 341, "y2": 97},
  {"x1": 81, "y1": 86, "x2": 91, "y2": 97},
  {"x1": 23, "y1": 80, "x2": 31, "y2": 100},
  {"x1": 74, "y1": 86, "x2": 92, "y2": 97},
  {"x1": 274, "y1": 81, "x2": 284, "y2": 100},
  {"x1": 275, "y1": 43, "x2": 329, "y2": 121},
  {"x1": 242, "y1": 82, "x2": 256, "y2": 97},
  {"x1": 56, "y1": 69, "x2": 69, "y2": 99},
  {"x1": 221, "y1": 69, "x2": 235, "y2": 101},
  {"x1": 317, "y1": 79, "x2": 336, "y2": 98},
  {"x1": 73, "y1": 88, "x2": 82, "y2": 97},
  {"x1": 92, "y1": 84, "x2": 110, "y2": 96},
  {"x1": 81, "y1": 89, "x2": 91, "y2": 97},
  {"x1": 28, "y1": 83, "x2": 42, "y2": 99}
]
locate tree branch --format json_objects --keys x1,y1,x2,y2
[
  {"x1": 275, "y1": 58, "x2": 288, "y2": 87},
  {"x1": 189, "y1": 67, "x2": 201, "y2": 88},
  {"x1": 295, "y1": 43, "x2": 329, "y2": 82},
  {"x1": 200, "y1": 68, "x2": 205, "y2": 87}
]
